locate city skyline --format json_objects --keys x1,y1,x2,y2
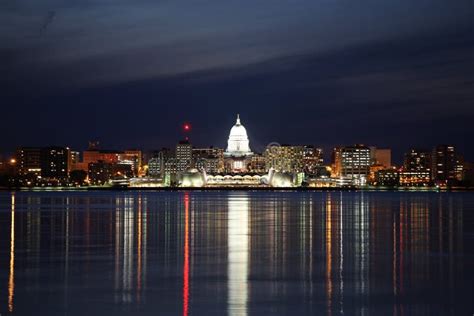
[
  {"x1": 2, "y1": 114, "x2": 470, "y2": 189},
  {"x1": 1, "y1": 112, "x2": 473, "y2": 165}
]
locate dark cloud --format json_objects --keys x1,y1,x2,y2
[{"x1": 1, "y1": 1, "x2": 473, "y2": 163}]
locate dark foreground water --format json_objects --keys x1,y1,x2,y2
[{"x1": 0, "y1": 191, "x2": 473, "y2": 315}]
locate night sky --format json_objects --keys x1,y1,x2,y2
[{"x1": 2, "y1": 0, "x2": 473, "y2": 162}]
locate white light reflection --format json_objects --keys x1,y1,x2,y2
[
  {"x1": 114, "y1": 196, "x2": 135, "y2": 303},
  {"x1": 123, "y1": 197, "x2": 134, "y2": 303},
  {"x1": 228, "y1": 193, "x2": 249, "y2": 316}
]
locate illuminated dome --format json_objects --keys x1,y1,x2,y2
[{"x1": 225, "y1": 114, "x2": 253, "y2": 157}]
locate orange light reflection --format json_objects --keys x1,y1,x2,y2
[
  {"x1": 8, "y1": 193, "x2": 15, "y2": 313},
  {"x1": 326, "y1": 196, "x2": 332, "y2": 315}
]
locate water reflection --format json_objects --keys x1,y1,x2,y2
[
  {"x1": 326, "y1": 194, "x2": 332, "y2": 315},
  {"x1": 228, "y1": 194, "x2": 249, "y2": 316},
  {"x1": 183, "y1": 193, "x2": 190, "y2": 316},
  {"x1": 0, "y1": 191, "x2": 472, "y2": 315},
  {"x1": 8, "y1": 193, "x2": 15, "y2": 313}
]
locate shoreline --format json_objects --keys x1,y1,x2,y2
[{"x1": 1, "y1": 186, "x2": 474, "y2": 192}]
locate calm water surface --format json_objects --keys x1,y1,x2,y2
[{"x1": 0, "y1": 191, "x2": 473, "y2": 315}]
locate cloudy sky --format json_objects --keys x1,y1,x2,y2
[{"x1": 1, "y1": 0, "x2": 473, "y2": 161}]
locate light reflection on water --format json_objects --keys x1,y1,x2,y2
[
  {"x1": 8, "y1": 193, "x2": 14, "y2": 313},
  {"x1": 228, "y1": 194, "x2": 249, "y2": 316},
  {"x1": 0, "y1": 191, "x2": 473, "y2": 315}
]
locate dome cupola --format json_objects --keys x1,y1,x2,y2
[{"x1": 225, "y1": 114, "x2": 253, "y2": 157}]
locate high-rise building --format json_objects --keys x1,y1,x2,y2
[
  {"x1": 463, "y1": 161, "x2": 474, "y2": 186},
  {"x1": 400, "y1": 148, "x2": 433, "y2": 186},
  {"x1": 333, "y1": 145, "x2": 371, "y2": 181},
  {"x1": 372, "y1": 148, "x2": 392, "y2": 168},
  {"x1": 193, "y1": 147, "x2": 225, "y2": 173},
  {"x1": 120, "y1": 150, "x2": 142, "y2": 175},
  {"x1": 455, "y1": 156, "x2": 464, "y2": 182},
  {"x1": 16, "y1": 147, "x2": 42, "y2": 176},
  {"x1": 195, "y1": 157, "x2": 220, "y2": 174},
  {"x1": 40, "y1": 147, "x2": 71, "y2": 181},
  {"x1": 302, "y1": 146, "x2": 323, "y2": 174},
  {"x1": 148, "y1": 148, "x2": 173, "y2": 177},
  {"x1": 264, "y1": 145, "x2": 304, "y2": 173},
  {"x1": 16, "y1": 146, "x2": 71, "y2": 184},
  {"x1": 176, "y1": 140, "x2": 193, "y2": 172},
  {"x1": 71, "y1": 151, "x2": 80, "y2": 164},
  {"x1": 148, "y1": 158, "x2": 161, "y2": 177},
  {"x1": 88, "y1": 161, "x2": 113, "y2": 185},
  {"x1": 432, "y1": 145, "x2": 458, "y2": 184},
  {"x1": 404, "y1": 149, "x2": 431, "y2": 173},
  {"x1": 249, "y1": 154, "x2": 266, "y2": 174}
]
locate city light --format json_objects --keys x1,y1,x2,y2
[{"x1": 0, "y1": 115, "x2": 470, "y2": 189}]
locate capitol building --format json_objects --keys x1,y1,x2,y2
[
  {"x1": 143, "y1": 113, "x2": 306, "y2": 188},
  {"x1": 224, "y1": 114, "x2": 253, "y2": 173}
]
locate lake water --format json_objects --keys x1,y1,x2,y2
[{"x1": 0, "y1": 191, "x2": 473, "y2": 315}]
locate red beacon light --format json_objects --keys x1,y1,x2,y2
[{"x1": 183, "y1": 123, "x2": 191, "y2": 132}]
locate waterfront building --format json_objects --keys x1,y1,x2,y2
[
  {"x1": 369, "y1": 164, "x2": 386, "y2": 184},
  {"x1": 176, "y1": 140, "x2": 193, "y2": 172},
  {"x1": 375, "y1": 169, "x2": 400, "y2": 186},
  {"x1": 204, "y1": 174, "x2": 262, "y2": 187},
  {"x1": 431, "y1": 145, "x2": 459, "y2": 185},
  {"x1": 88, "y1": 161, "x2": 113, "y2": 185},
  {"x1": 455, "y1": 156, "x2": 464, "y2": 182},
  {"x1": 404, "y1": 149, "x2": 432, "y2": 173},
  {"x1": 193, "y1": 147, "x2": 225, "y2": 173},
  {"x1": 71, "y1": 151, "x2": 80, "y2": 164},
  {"x1": 83, "y1": 149, "x2": 120, "y2": 166},
  {"x1": 148, "y1": 157, "x2": 161, "y2": 177},
  {"x1": 463, "y1": 161, "x2": 474, "y2": 186},
  {"x1": 82, "y1": 143, "x2": 142, "y2": 176},
  {"x1": 307, "y1": 176, "x2": 357, "y2": 188},
  {"x1": 15, "y1": 146, "x2": 71, "y2": 185},
  {"x1": 249, "y1": 154, "x2": 266, "y2": 174},
  {"x1": 40, "y1": 146, "x2": 71, "y2": 182},
  {"x1": 333, "y1": 145, "x2": 371, "y2": 183},
  {"x1": 164, "y1": 158, "x2": 179, "y2": 174},
  {"x1": 148, "y1": 148, "x2": 173, "y2": 178},
  {"x1": 302, "y1": 146, "x2": 324, "y2": 174},
  {"x1": 399, "y1": 171, "x2": 431, "y2": 186},
  {"x1": 114, "y1": 161, "x2": 134, "y2": 178},
  {"x1": 370, "y1": 148, "x2": 392, "y2": 168},
  {"x1": 401, "y1": 148, "x2": 432, "y2": 185},
  {"x1": 264, "y1": 145, "x2": 304, "y2": 173},
  {"x1": 122, "y1": 150, "x2": 142, "y2": 175},
  {"x1": 16, "y1": 147, "x2": 42, "y2": 176},
  {"x1": 195, "y1": 157, "x2": 220, "y2": 174}
]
